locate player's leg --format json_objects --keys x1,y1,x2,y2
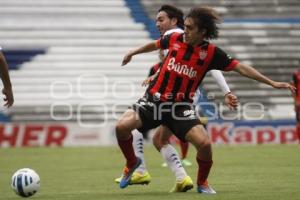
[
  {"x1": 168, "y1": 104, "x2": 216, "y2": 194},
  {"x1": 179, "y1": 140, "x2": 192, "y2": 166},
  {"x1": 130, "y1": 129, "x2": 151, "y2": 184},
  {"x1": 114, "y1": 129, "x2": 151, "y2": 185},
  {"x1": 132, "y1": 130, "x2": 147, "y2": 174},
  {"x1": 185, "y1": 125, "x2": 216, "y2": 194},
  {"x1": 152, "y1": 126, "x2": 193, "y2": 192},
  {"x1": 153, "y1": 126, "x2": 187, "y2": 181},
  {"x1": 115, "y1": 109, "x2": 143, "y2": 188},
  {"x1": 179, "y1": 140, "x2": 188, "y2": 159},
  {"x1": 153, "y1": 126, "x2": 169, "y2": 167},
  {"x1": 116, "y1": 97, "x2": 161, "y2": 188}
]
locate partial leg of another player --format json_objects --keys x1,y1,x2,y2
[
  {"x1": 153, "y1": 126, "x2": 193, "y2": 192},
  {"x1": 114, "y1": 129, "x2": 151, "y2": 185},
  {"x1": 179, "y1": 140, "x2": 192, "y2": 166}
]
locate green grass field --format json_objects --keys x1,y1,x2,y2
[{"x1": 1, "y1": 145, "x2": 300, "y2": 200}]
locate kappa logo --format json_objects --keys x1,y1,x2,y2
[{"x1": 199, "y1": 50, "x2": 207, "y2": 60}]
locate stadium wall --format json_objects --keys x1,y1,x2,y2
[
  {"x1": 124, "y1": 0, "x2": 159, "y2": 39},
  {"x1": 0, "y1": 120, "x2": 297, "y2": 147}
]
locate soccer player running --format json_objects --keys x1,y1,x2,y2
[
  {"x1": 115, "y1": 4, "x2": 238, "y2": 192},
  {"x1": 118, "y1": 6, "x2": 295, "y2": 194},
  {"x1": 0, "y1": 46, "x2": 14, "y2": 108}
]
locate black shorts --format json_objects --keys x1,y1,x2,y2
[{"x1": 131, "y1": 97, "x2": 201, "y2": 142}]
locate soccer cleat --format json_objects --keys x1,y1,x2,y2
[
  {"x1": 181, "y1": 159, "x2": 192, "y2": 166},
  {"x1": 161, "y1": 162, "x2": 168, "y2": 167},
  {"x1": 169, "y1": 176, "x2": 194, "y2": 193},
  {"x1": 119, "y1": 157, "x2": 142, "y2": 189},
  {"x1": 115, "y1": 176, "x2": 122, "y2": 183},
  {"x1": 114, "y1": 171, "x2": 151, "y2": 185},
  {"x1": 130, "y1": 171, "x2": 151, "y2": 185},
  {"x1": 197, "y1": 184, "x2": 217, "y2": 194}
]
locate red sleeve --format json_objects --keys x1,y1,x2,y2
[
  {"x1": 156, "y1": 33, "x2": 180, "y2": 50},
  {"x1": 156, "y1": 40, "x2": 161, "y2": 49},
  {"x1": 224, "y1": 59, "x2": 240, "y2": 71},
  {"x1": 148, "y1": 62, "x2": 162, "y2": 77}
]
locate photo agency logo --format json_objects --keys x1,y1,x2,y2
[
  {"x1": 49, "y1": 74, "x2": 143, "y2": 127},
  {"x1": 50, "y1": 74, "x2": 266, "y2": 127}
]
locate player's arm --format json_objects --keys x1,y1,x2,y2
[
  {"x1": 210, "y1": 70, "x2": 230, "y2": 94},
  {"x1": 234, "y1": 63, "x2": 296, "y2": 93},
  {"x1": 210, "y1": 46, "x2": 295, "y2": 94},
  {"x1": 122, "y1": 41, "x2": 158, "y2": 66},
  {"x1": 142, "y1": 69, "x2": 160, "y2": 87},
  {"x1": 122, "y1": 33, "x2": 174, "y2": 66},
  {"x1": 142, "y1": 62, "x2": 162, "y2": 86},
  {"x1": 0, "y1": 51, "x2": 14, "y2": 107},
  {"x1": 210, "y1": 70, "x2": 238, "y2": 109}
]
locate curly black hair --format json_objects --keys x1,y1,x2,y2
[{"x1": 186, "y1": 6, "x2": 221, "y2": 40}]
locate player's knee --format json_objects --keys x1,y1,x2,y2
[
  {"x1": 115, "y1": 119, "x2": 131, "y2": 136},
  {"x1": 202, "y1": 138, "x2": 211, "y2": 147},
  {"x1": 203, "y1": 140, "x2": 211, "y2": 149},
  {"x1": 195, "y1": 137, "x2": 211, "y2": 150}
]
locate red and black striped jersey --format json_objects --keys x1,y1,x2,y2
[
  {"x1": 148, "y1": 62, "x2": 162, "y2": 77},
  {"x1": 146, "y1": 32, "x2": 239, "y2": 102}
]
